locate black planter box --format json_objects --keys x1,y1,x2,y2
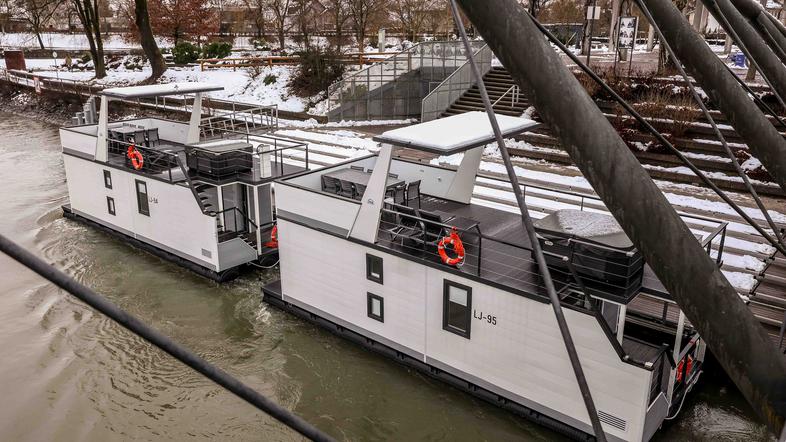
[
  {"x1": 186, "y1": 140, "x2": 253, "y2": 178},
  {"x1": 533, "y1": 209, "x2": 643, "y2": 302}
]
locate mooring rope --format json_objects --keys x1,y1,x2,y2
[{"x1": 0, "y1": 234, "x2": 334, "y2": 442}]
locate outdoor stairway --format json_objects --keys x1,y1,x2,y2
[
  {"x1": 194, "y1": 183, "x2": 217, "y2": 215},
  {"x1": 442, "y1": 66, "x2": 530, "y2": 117}
]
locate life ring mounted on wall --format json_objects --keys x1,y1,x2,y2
[
  {"x1": 438, "y1": 227, "x2": 465, "y2": 267},
  {"x1": 127, "y1": 144, "x2": 144, "y2": 170}
]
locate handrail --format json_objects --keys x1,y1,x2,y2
[
  {"x1": 215, "y1": 206, "x2": 258, "y2": 230},
  {"x1": 491, "y1": 84, "x2": 520, "y2": 108}
]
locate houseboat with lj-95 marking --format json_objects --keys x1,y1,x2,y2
[
  {"x1": 263, "y1": 112, "x2": 731, "y2": 441},
  {"x1": 59, "y1": 82, "x2": 310, "y2": 281}
]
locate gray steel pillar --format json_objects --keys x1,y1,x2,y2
[
  {"x1": 705, "y1": 0, "x2": 786, "y2": 102},
  {"x1": 642, "y1": 0, "x2": 786, "y2": 193},
  {"x1": 456, "y1": 0, "x2": 786, "y2": 436}
]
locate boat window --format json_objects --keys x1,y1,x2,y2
[
  {"x1": 103, "y1": 170, "x2": 112, "y2": 189},
  {"x1": 106, "y1": 196, "x2": 115, "y2": 216},
  {"x1": 135, "y1": 180, "x2": 150, "y2": 216},
  {"x1": 366, "y1": 254, "x2": 383, "y2": 284},
  {"x1": 443, "y1": 280, "x2": 472, "y2": 338},
  {"x1": 367, "y1": 293, "x2": 384, "y2": 322}
]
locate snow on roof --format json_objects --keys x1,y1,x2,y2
[
  {"x1": 373, "y1": 111, "x2": 539, "y2": 155},
  {"x1": 101, "y1": 82, "x2": 224, "y2": 98},
  {"x1": 535, "y1": 209, "x2": 634, "y2": 249}
]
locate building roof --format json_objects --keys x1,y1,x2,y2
[
  {"x1": 100, "y1": 82, "x2": 224, "y2": 99},
  {"x1": 373, "y1": 111, "x2": 539, "y2": 155}
]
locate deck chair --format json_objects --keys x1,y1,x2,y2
[
  {"x1": 355, "y1": 183, "x2": 367, "y2": 200},
  {"x1": 339, "y1": 180, "x2": 356, "y2": 199},
  {"x1": 386, "y1": 183, "x2": 406, "y2": 205},
  {"x1": 146, "y1": 128, "x2": 160, "y2": 147},
  {"x1": 418, "y1": 209, "x2": 446, "y2": 245},
  {"x1": 405, "y1": 180, "x2": 421, "y2": 208},
  {"x1": 395, "y1": 205, "x2": 426, "y2": 250},
  {"x1": 322, "y1": 175, "x2": 341, "y2": 194}
]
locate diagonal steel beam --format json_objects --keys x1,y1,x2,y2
[{"x1": 456, "y1": 0, "x2": 786, "y2": 436}]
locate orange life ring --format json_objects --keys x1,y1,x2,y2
[
  {"x1": 127, "y1": 144, "x2": 144, "y2": 170},
  {"x1": 438, "y1": 227, "x2": 465, "y2": 267},
  {"x1": 264, "y1": 225, "x2": 278, "y2": 248},
  {"x1": 676, "y1": 356, "x2": 694, "y2": 383}
]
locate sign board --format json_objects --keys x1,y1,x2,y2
[
  {"x1": 617, "y1": 16, "x2": 638, "y2": 49},
  {"x1": 4, "y1": 50, "x2": 26, "y2": 71},
  {"x1": 587, "y1": 6, "x2": 602, "y2": 20}
]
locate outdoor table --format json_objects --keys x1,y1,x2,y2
[{"x1": 322, "y1": 168, "x2": 405, "y2": 190}]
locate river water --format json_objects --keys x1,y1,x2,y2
[{"x1": 0, "y1": 112, "x2": 771, "y2": 441}]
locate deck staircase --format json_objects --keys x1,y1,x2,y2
[{"x1": 442, "y1": 66, "x2": 529, "y2": 118}]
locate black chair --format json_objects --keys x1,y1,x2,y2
[
  {"x1": 386, "y1": 183, "x2": 406, "y2": 204},
  {"x1": 355, "y1": 183, "x2": 367, "y2": 199},
  {"x1": 350, "y1": 165, "x2": 365, "y2": 171},
  {"x1": 380, "y1": 208, "x2": 403, "y2": 241},
  {"x1": 418, "y1": 210, "x2": 446, "y2": 244},
  {"x1": 395, "y1": 205, "x2": 426, "y2": 249},
  {"x1": 405, "y1": 180, "x2": 421, "y2": 208},
  {"x1": 388, "y1": 173, "x2": 399, "y2": 179},
  {"x1": 146, "y1": 128, "x2": 160, "y2": 147},
  {"x1": 367, "y1": 168, "x2": 374, "y2": 173},
  {"x1": 322, "y1": 175, "x2": 341, "y2": 194},
  {"x1": 339, "y1": 179, "x2": 355, "y2": 198}
]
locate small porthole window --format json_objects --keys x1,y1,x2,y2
[
  {"x1": 366, "y1": 254, "x2": 383, "y2": 284},
  {"x1": 367, "y1": 293, "x2": 384, "y2": 322},
  {"x1": 106, "y1": 196, "x2": 116, "y2": 216},
  {"x1": 103, "y1": 170, "x2": 112, "y2": 189}
]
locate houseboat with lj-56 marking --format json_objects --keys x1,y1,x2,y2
[
  {"x1": 59, "y1": 82, "x2": 310, "y2": 281},
  {"x1": 263, "y1": 112, "x2": 731, "y2": 441}
]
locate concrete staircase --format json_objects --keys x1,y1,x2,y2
[{"x1": 443, "y1": 66, "x2": 530, "y2": 117}]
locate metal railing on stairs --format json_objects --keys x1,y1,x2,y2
[
  {"x1": 491, "y1": 84, "x2": 521, "y2": 110},
  {"x1": 326, "y1": 41, "x2": 486, "y2": 121},
  {"x1": 420, "y1": 44, "x2": 493, "y2": 122}
]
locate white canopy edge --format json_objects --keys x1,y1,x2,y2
[
  {"x1": 100, "y1": 82, "x2": 224, "y2": 99},
  {"x1": 373, "y1": 111, "x2": 539, "y2": 154}
]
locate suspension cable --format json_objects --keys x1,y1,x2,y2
[
  {"x1": 721, "y1": 61, "x2": 786, "y2": 129},
  {"x1": 0, "y1": 234, "x2": 334, "y2": 442},
  {"x1": 633, "y1": 0, "x2": 786, "y2": 250},
  {"x1": 448, "y1": 2, "x2": 608, "y2": 440},
  {"x1": 527, "y1": 12, "x2": 786, "y2": 256}
]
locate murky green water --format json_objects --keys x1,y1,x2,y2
[{"x1": 0, "y1": 112, "x2": 771, "y2": 441}]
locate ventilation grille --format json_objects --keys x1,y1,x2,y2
[
  {"x1": 201, "y1": 248, "x2": 212, "y2": 258},
  {"x1": 598, "y1": 410, "x2": 627, "y2": 431}
]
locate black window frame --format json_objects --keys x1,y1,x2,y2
[
  {"x1": 367, "y1": 292, "x2": 384, "y2": 322},
  {"x1": 106, "y1": 196, "x2": 116, "y2": 216},
  {"x1": 366, "y1": 253, "x2": 383, "y2": 284},
  {"x1": 103, "y1": 170, "x2": 112, "y2": 189},
  {"x1": 135, "y1": 179, "x2": 150, "y2": 216},
  {"x1": 443, "y1": 280, "x2": 472, "y2": 339}
]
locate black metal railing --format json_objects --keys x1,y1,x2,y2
[
  {"x1": 107, "y1": 138, "x2": 183, "y2": 182},
  {"x1": 215, "y1": 206, "x2": 259, "y2": 243}
]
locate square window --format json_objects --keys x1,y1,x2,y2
[
  {"x1": 103, "y1": 170, "x2": 112, "y2": 189},
  {"x1": 366, "y1": 254, "x2": 383, "y2": 284},
  {"x1": 367, "y1": 293, "x2": 384, "y2": 322},
  {"x1": 443, "y1": 280, "x2": 471, "y2": 338},
  {"x1": 106, "y1": 196, "x2": 115, "y2": 216},
  {"x1": 135, "y1": 180, "x2": 150, "y2": 216}
]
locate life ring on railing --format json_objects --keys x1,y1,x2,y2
[
  {"x1": 264, "y1": 225, "x2": 278, "y2": 248},
  {"x1": 438, "y1": 227, "x2": 465, "y2": 267},
  {"x1": 127, "y1": 144, "x2": 144, "y2": 170},
  {"x1": 676, "y1": 355, "x2": 694, "y2": 383}
]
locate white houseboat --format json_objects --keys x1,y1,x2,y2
[
  {"x1": 60, "y1": 83, "x2": 310, "y2": 281},
  {"x1": 263, "y1": 112, "x2": 728, "y2": 441}
]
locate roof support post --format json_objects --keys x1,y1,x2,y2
[
  {"x1": 456, "y1": 0, "x2": 786, "y2": 436},
  {"x1": 187, "y1": 92, "x2": 203, "y2": 144},
  {"x1": 349, "y1": 144, "x2": 394, "y2": 243},
  {"x1": 640, "y1": 0, "x2": 786, "y2": 194},
  {"x1": 95, "y1": 95, "x2": 109, "y2": 162},
  {"x1": 443, "y1": 146, "x2": 483, "y2": 204}
]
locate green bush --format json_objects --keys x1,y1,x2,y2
[
  {"x1": 263, "y1": 73, "x2": 277, "y2": 85},
  {"x1": 250, "y1": 39, "x2": 271, "y2": 51},
  {"x1": 80, "y1": 53, "x2": 91, "y2": 63},
  {"x1": 202, "y1": 41, "x2": 232, "y2": 59},
  {"x1": 290, "y1": 47, "x2": 345, "y2": 97},
  {"x1": 172, "y1": 41, "x2": 200, "y2": 64}
]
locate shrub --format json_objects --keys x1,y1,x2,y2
[
  {"x1": 263, "y1": 73, "x2": 277, "y2": 85},
  {"x1": 203, "y1": 41, "x2": 232, "y2": 59},
  {"x1": 80, "y1": 52, "x2": 91, "y2": 63},
  {"x1": 290, "y1": 47, "x2": 345, "y2": 97},
  {"x1": 172, "y1": 41, "x2": 200, "y2": 64}
]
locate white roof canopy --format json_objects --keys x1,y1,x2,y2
[
  {"x1": 373, "y1": 111, "x2": 540, "y2": 155},
  {"x1": 100, "y1": 82, "x2": 224, "y2": 99}
]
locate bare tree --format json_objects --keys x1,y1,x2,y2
[
  {"x1": 391, "y1": 0, "x2": 435, "y2": 41},
  {"x1": 324, "y1": 0, "x2": 350, "y2": 51},
  {"x1": 134, "y1": 0, "x2": 167, "y2": 81},
  {"x1": 242, "y1": 0, "x2": 268, "y2": 38},
  {"x1": 349, "y1": 0, "x2": 385, "y2": 51},
  {"x1": 267, "y1": 0, "x2": 292, "y2": 50},
  {"x1": 291, "y1": 0, "x2": 314, "y2": 48},
  {"x1": 70, "y1": 0, "x2": 106, "y2": 78},
  {"x1": 14, "y1": 0, "x2": 65, "y2": 49}
]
